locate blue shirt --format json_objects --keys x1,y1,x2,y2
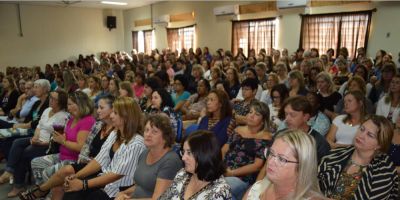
[
  {"x1": 19, "y1": 96, "x2": 40, "y2": 119},
  {"x1": 172, "y1": 91, "x2": 190, "y2": 106}
]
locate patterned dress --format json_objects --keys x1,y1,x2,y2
[
  {"x1": 224, "y1": 130, "x2": 271, "y2": 184},
  {"x1": 158, "y1": 169, "x2": 232, "y2": 200}
]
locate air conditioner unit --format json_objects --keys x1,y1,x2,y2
[
  {"x1": 213, "y1": 5, "x2": 239, "y2": 16},
  {"x1": 277, "y1": 0, "x2": 308, "y2": 9},
  {"x1": 153, "y1": 14, "x2": 170, "y2": 24}
]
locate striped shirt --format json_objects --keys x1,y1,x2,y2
[
  {"x1": 95, "y1": 131, "x2": 146, "y2": 197},
  {"x1": 318, "y1": 146, "x2": 399, "y2": 200},
  {"x1": 78, "y1": 121, "x2": 104, "y2": 163}
]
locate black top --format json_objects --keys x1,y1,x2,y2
[
  {"x1": 89, "y1": 132, "x2": 108, "y2": 158},
  {"x1": 0, "y1": 89, "x2": 19, "y2": 115},
  {"x1": 24, "y1": 96, "x2": 50, "y2": 130},
  {"x1": 317, "y1": 91, "x2": 342, "y2": 112}
]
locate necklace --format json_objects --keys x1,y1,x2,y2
[{"x1": 350, "y1": 159, "x2": 367, "y2": 168}]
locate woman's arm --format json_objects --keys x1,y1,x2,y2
[
  {"x1": 115, "y1": 185, "x2": 136, "y2": 199},
  {"x1": 174, "y1": 100, "x2": 187, "y2": 113},
  {"x1": 151, "y1": 178, "x2": 174, "y2": 200},
  {"x1": 13, "y1": 122, "x2": 32, "y2": 129},
  {"x1": 256, "y1": 163, "x2": 267, "y2": 181},
  {"x1": 65, "y1": 171, "x2": 123, "y2": 193},
  {"x1": 226, "y1": 158, "x2": 265, "y2": 177},
  {"x1": 325, "y1": 125, "x2": 338, "y2": 149},
  {"x1": 75, "y1": 159, "x2": 102, "y2": 179},
  {"x1": 221, "y1": 144, "x2": 229, "y2": 159},
  {"x1": 86, "y1": 172, "x2": 123, "y2": 189}
]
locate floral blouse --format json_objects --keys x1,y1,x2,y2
[
  {"x1": 158, "y1": 169, "x2": 232, "y2": 200},
  {"x1": 224, "y1": 130, "x2": 271, "y2": 184}
]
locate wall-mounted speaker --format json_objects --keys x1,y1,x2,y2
[{"x1": 107, "y1": 16, "x2": 116, "y2": 31}]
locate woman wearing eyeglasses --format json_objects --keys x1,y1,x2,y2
[
  {"x1": 158, "y1": 130, "x2": 231, "y2": 200},
  {"x1": 243, "y1": 129, "x2": 323, "y2": 200},
  {"x1": 319, "y1": 115, "x2": 399, "y2": 199}
]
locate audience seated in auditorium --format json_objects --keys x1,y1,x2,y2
[{"x1": 19, "y1": 95, "x2": 115, "y2": 200}]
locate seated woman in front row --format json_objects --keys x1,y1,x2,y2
[
  {"x1": 19, "y1": 95, "x2": 115, "y2": 200},
  {"x1": 243, "y1": 129, "x2": 324, "y2": 200},
  {"x1": 62, "y1": 97, "x2": 146, "y2": 200},
  {"x1": 158, "y1": 130, "x2": 231, "y2": 200},
  {"x1": 222, "y1": 101, "x2": 272, "y2": 200},
  {"x1": 115, "y1": 114, "x2": 182, "y2": 200},
  {"x1": 319, "y1": 115, "x2": 399, "y2": 199}
]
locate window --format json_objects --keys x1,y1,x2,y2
[
  {"x1": 232, "y1": 18, "x2": 276, "y2": 58},
  {"x1": 132, "y1": 30, "x2": 154, "y2": 54},
  {"x1": 300, "y1": 11, "x2": 372, "y2": 59},
  {"x1": 166, "y1": 25, "x2": 195, "y2": 53}
]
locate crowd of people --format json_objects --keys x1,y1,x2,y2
[{"x1": 0, "y1": 46, "x2": 398, "y2": 200}]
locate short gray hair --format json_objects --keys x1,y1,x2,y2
[{"x1": 34, "y1": 79, "x2": 51, "y2": 92}]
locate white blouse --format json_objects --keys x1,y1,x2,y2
[{"x1": 37, "y1": 108, "x2": 69, "y2": 143}]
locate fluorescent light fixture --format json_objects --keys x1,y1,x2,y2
[{"x1": 101, "y1": 1, "x2": 127, "y2": 6}]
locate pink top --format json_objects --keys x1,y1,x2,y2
[
  {"x1": 59, "y1": 115, "x2": 96, "y2": 161},
  {"x1": 132, "y1": 83, "x2": 144, "y2": 98}
]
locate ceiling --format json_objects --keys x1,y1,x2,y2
[{"x1": 1, "y1": 0, "x2": 164, "y2": 10}]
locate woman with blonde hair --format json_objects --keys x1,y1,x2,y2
[
  {"x1": 275, "y1": 62, "x2": 288, "y2": 85},
  {"x1": 243, "y1": 129, "x2": 323, "y2": 200},
  {"x1": 319, "y1": 115, "x2": 399, "y2": 199}
]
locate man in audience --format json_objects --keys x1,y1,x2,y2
[{"x1": 257, "y1": 96, "x2": 330, "y2": 181}]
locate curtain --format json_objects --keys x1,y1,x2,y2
[
  {"x1": 300, "y1": 11, "x2": 372, "y2": 59},
  {"x1": 340, "y1": 13, "x2": 370, "y2": 59},
  {"x1": 301, "y1": 15, "x2": 340, "y2": 57},
  {"x1": 232, "y1": 18, "x2": 276, "y2": 57},
  {"x1": 132, "y1": 31, "x2": 138, "y2": 51},
  {"x1": 167, "y1": 25, "x2": 195, "y2": 53},
  {"x1": 144, "y1": 30, "x2": 153, "y2": 55}
]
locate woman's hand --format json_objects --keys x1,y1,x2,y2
[
  {"x1": 115, "y1": 192, "x2": 132, "y2": 200},
  {"x1": 53, "y1": 131, "x2": 66, "y2": 145},
  {"x1": 30, "y1": 137, "x2": 41, "y2": 145},
  {"x1": 64, "y1": 175, "x2": 83, "y2": 192},
  {"x1": 224, "y1": 168, "x2": 234, "y2": 177}
]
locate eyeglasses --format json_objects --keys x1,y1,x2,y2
[
  {"x1": 265, "y1": 148, "x2": 298, "y2": 167},
  {"x1": 180, "y1": 149, "x2": 193, "y2": 157}
]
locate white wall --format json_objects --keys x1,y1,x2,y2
[
  {"x1": 1, "y1": 1, "x2": 399, "y2": 68},
  {"x1": 0, "y1": 3, "x2": 124, "y2": 68},
  {"x1": 123, "y1": 1, "x2": 400, "y2": 58}
]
